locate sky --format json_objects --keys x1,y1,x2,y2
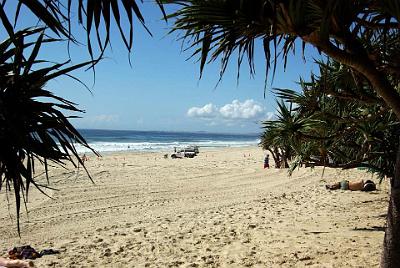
[{"x1": 3, "y1": 2, "x2": 323, "y2": 134}]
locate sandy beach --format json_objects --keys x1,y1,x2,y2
[{"x1": 0, "y1": 146, "x2": 388, "y2": 267}]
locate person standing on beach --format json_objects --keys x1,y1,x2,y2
[
  {"x1": 81, "y1": 154, "x2": 88, "y2": 163},
  {"x1": 264, "y1": 154, "x2": 270, "y2": 169}
]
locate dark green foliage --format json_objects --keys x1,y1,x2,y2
[
  {"x1": 0, "y1": 0, "x2": 165, "y2": 234},
  {"x1": 164, "y1": 0, "x2": 399, "y2": 79},
  {"x1": 261, "y1": 60, "x2": 399, "y2": 178},
  {"x1": 2, "y1": 0, "x2": 166, "y2": 60},
  {"x1": 0, "y1": 28, "x2": 98, "y2": 234}
]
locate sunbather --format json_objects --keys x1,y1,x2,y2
[{"x1": 326, "y1": 179, "x2": 376, "y2": 191}]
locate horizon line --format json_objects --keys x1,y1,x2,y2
[{"x1": 77, "y1": 128, "x2": 261, "y2": 136}]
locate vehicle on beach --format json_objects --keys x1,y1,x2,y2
[
  {"x1": 171, "y1": 146, "x2": 199, "y2": 159},
  {"x1": 183, "y1": 146, "x2": 199, "y2": 154},
  {"x1": 171, "y1": 151, "x2": 187, "y2": 158}
]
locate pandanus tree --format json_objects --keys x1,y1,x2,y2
[
  {"x1": 262, "y1": 60, "x2": 399, "y2": 180},
  {"x1": 260, "y1": 101, "x2": 307, "y2": 168},
  {"x1": 0, "y1": 0, "x2": 165, "y2": 60},
  {"x1": 164, "y1": 1, "x2": 400, "y2": 266},
  {"x1": 0, "y1": 0, "x2": 164, "y2": 233},
  {"x1": 0, "y1": 29, "x2": 97, "y2": 234}
]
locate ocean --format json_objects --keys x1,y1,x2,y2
[{"x1": 75, "y1": 129, "x2": 261, "y2": 153}]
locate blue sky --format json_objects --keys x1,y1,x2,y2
[{"x1": 3, "y1": 2, "x2": 322, "y2": 134}]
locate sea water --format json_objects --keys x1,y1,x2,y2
[{"x1": 75, "y1": 129, "x2": 260, "y2": 153}]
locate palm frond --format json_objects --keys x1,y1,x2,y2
[
  {"x1": 0, "y1": 28, "x2": 98, "y2": 234},
  {"x1": 262, "y1": 58, "x2": 399, "y2": 177},
  {"x1": 4, "y1": 0, "x2": 166, "y2": 59},
  {"x1": 165, "y1": 1, "x2": 400, "y2": 118}
]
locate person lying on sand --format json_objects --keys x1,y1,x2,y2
[
  {"x1": 326, "y1": 179, "x2": 376, "y2": 191},
  {"x1": 0, "y1": 257, "x2": 33, "y2": 268}
]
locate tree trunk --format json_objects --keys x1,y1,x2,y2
[
  {"x1": 282, "y1": 152, "x2": 289, "y2": 168},
  {"x1": 275, "y1": 147, "x2": 282, "y2": 168},
  {"x1": 282, "y1": 147, "x2": 290, "y2": 168},
  {"x1": 268, "y1": 148, "x2": 279, "y2": 168},
  {"x1": 381, "y1": 142, "x2": 400, "y2": 267},
  {"x1": 303, "y1": 36, "x2": 400, "y2": 120}
]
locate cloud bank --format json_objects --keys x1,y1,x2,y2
[{"x1": 187, "y1": 99, "x2": 272, "y2": 125}]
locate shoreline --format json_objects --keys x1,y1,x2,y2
[
  {"x1": 82, "y1": 144, "x2": 260, "y2": 157},
  {"x1": 0, "y1": 146, "x2": 388, "y2": 267},
  {"x1": 74, "y1": 129, "x2": 260, "y2": 155}
]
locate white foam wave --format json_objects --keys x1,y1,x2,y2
[{"x1": 75, "y1": 140, "x2": 259, "y2": 153}]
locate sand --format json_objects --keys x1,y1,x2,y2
[{"x1": 0, "y1": 146, "x2": 388, "y2": 267}]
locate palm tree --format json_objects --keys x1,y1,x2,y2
[
  {"x1": 261, "y1": 100, "x2": 311, "y2": 168},
  {"x1": 165, "y1": 1, "x2": 400, "y2": 266},
  {"x1": 0, "y1": 1, "x2": 165, "y2": 233},
  {"x1": 0, "y1": 28, "x2": 99, "y2": 234},
  {"x1": 0, "y1": 0, "x2": 165, "y2": 60},
  {"x1": 260, "y1": 130, "x2": 282, "y2": 168},
  {"x1": 265, "y1": 60, "x2": 399, "y2": 179}
]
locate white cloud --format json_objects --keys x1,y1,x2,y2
[
  {"x1": 187, "y1": 103, "x2": 218, "y2": 118},
  {"x1": 219, "y1": 99, "x2": 264, "y2": 120},
  {"x1": 187, "y1": 99, "x2": 272, "y2": 128}
]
